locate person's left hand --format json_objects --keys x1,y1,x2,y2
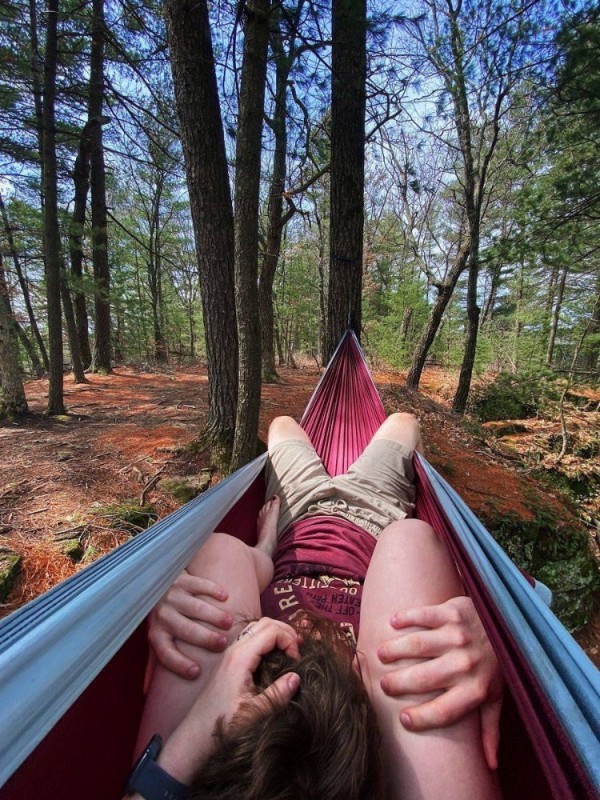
[
  {"x1": 157, "y1": 618, "x2": 302, "y2": 785},
  {"x1": 377, "y1": 596, "x2": 503, "y2": 770}
]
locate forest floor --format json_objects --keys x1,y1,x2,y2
[{"x1": 0, "y1": 360, "x2": 598, "y2": 667}]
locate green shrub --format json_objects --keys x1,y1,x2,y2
[
  {"x1": 469, "y1": 369, "x2": 558, "y2": 422},
  {"x1": 485, "y1": 507, "x2": 599, "y2": 632}
]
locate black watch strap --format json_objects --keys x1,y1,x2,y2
[
  {"x1": 129, "y1": 758, "x2": 191, "y2": 800},
  {"x1": 127, "y1": 734, "x2": 191, "y2": 800}
]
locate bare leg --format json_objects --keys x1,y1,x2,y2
[
  {"x1": 357, "y1": 520, "x2": 499, "y2": 800},
  {"x1": 255, "y1": 495, "x2": 281, "y2": 557},
  {"x1": 372, "y1": 412, "x2": 424, "y2": 454},
  {"x1": 136, "y1": 533, "x2": 273, "y2": 749},
  {"x1": 267, "y1": 415, "x2": 311, "y2": 451}
]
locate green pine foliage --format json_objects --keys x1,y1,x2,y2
[{"x1": 468, "y1": 370, "x2": 559, "y2": 422}]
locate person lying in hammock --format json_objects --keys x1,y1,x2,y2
[{"x1": 128, "y1": 413, "x2": 503, "y2": 800}]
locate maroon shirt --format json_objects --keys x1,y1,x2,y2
[{"x1": 260, "y1": 516, "x2": 376, "y2": 647}]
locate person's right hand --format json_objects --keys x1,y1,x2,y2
[
  {"x1": 377, "y1": 596, "x2": 503, "y2": 770},
  {"x1": 148, "y1": 570, "x2": 233, "y2": 679},
  {"x1": 157, "y1": 618, "x2": 302, "y2": 785}
]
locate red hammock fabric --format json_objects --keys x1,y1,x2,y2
[
  {"x1": 2, "y1": 332, "x2": 587, "y2": 799},
  {"x1": 416, "y1": 461, "x2": 596, "y2": 799}
]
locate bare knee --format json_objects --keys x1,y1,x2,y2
[
  {"x1": 376, "y1": 413, "x2": 423, "y2": 452},
  {"x1": 390, "y1": 411, "x2": 419, "y2": 428},
  {"x1": 187, "y1": 532, "x2": 250, "y2": 575},
  {"x1": 267, "y1": 415, "x2": 307, "y2": 450},
  {"x1": 268, "y1": 415, "x2": 295, "y2": 434},
  {"x1": 379, "y1": 518, "x2": 438, "y2": 546}
]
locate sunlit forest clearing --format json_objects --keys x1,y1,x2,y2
[{"x1": 0, "y1": 0, "x2": 598, "y2": 664}]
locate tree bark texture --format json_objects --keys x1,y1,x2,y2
[
  {"x1": 89, "y1": 0, "x2": 111, "y2": 372},
  {"x1": 69, "y1": 120, "x2": 93, "y2": 369},
  {"x1": 326, "y1": 0, "x2": 367, "y2": 360},
  {"x1": 41, "y1": 0, "x2": 65, "y2": 414},
  {"x1": 231, "y1": 0, "x2": 271, "y2": 471},
  {"x1": 165, "y1": 0, "x2": 238, "y2": 451},
  {"x1": 259, "y1": 11, "x2": 288, "y2": 383}
]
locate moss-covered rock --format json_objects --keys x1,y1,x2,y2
[
  {"x1": 485, "y1": 507, "x2": 600, "y2": 632},
  {"x1": 484, "y1": 421, "x2": 529, "y2": 438},
  {"x1": 92, "y1": 500, "x2": 158, "y2": 533},
  {"x1": 57, "y1": 538, "x2": 84, "y2": 561},
  {"x1": 0, "y1": 549, "x2": 22, "y2": 602},
  {"x1": 159, "y1": 472, "x2": 212, "y2": 504}
]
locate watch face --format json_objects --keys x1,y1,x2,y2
[{"x1": 127, "y1": 734, "x2": 162, "y2": 792}]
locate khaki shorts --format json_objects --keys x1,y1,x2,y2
[{"x1": 265, "y1": 437, "x2": 415, "y2": 539}]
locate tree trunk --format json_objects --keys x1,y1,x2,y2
[
  {"x1": 259, "y1": 11, "x2": 288, "y2": 384},
  {"x1": 69, "y1": 120, "x2": 93, "y2": 369},
  {"x1": 546, "y1": 265, "x2": 567, "y2": 367},
  {"x1": 148, "y1": 180, "x2": 168, "y2": 364},
  {"x1": 326, "y1": 0, "x2": 367, "y2": 360},
  {"x1": 230, "y1": 0, "x2": 271, "y2": 471},
  {"x1": 406, "y1": 242, "x2": 470, "y2": 390},
  {"x1": 165, "y1": 0, "x2": 238, "y2": 458},
  {"x1": 60, "y1": 271, "x2": 86, "y2": 382},
  {"x1": 0, "y1": 191, "x2": 47, "y2": 376},
  {"x1": 448, "y1": 2, "x2": 479, "y2": 415},
  {"x1": 0, "y1": 252, "x2": 35, "y2": 377},
  {"x1": 0, "y1": 256, "x2": 28, "y2": 418},
  {"x1": 89, "y1": 0, "x2": 111, "y2": 373},
  {"x1": 114, "y1": 298, "x2": 124, "y2": 362},
  {"x1": 41, "y1": 0, "x2": 65, "y2": 415},
  {"x1": 400, "y1": 305, "x2": 413, "y2": 342},
  {"x1": 452, "y1": 246, "x2": 480, "y2": 414},
  {"x1": 513, "y1": 259, "x2": 525, "y2": 373},
  {"x1": 315, "y1": 209, "x2": 328, "y2": 365},
  {"x1": 480, "y1": 261, "x2": 502, "y2": 328},
  {"x1": 27, "y1": 0, "x2": 52, "y2": 376}
]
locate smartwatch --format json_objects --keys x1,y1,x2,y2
[{"x1": 126, "y1": 734, "x2": 191, "y2": 800}]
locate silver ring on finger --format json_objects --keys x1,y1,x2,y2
[{"x1": 237, "y1": 623, "x2": 256, "y2": 641}]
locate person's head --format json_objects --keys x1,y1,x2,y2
[{"x1": 190, "y1": 615, "x2": 385, "y2": 800}]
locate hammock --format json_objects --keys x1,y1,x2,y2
[{"x1": 0, "y1": 331, "x2": 598, "y2": 799}]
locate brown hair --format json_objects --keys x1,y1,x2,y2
[{"x1": 190, "y1": 616, "x2": 385, "y2": 800}]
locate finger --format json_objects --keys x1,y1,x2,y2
[
  {"x1": 399, "y1": 685, "x2": 479, "y2": 732},
  {"x1": 391, "y1": 601, "x2": 467, "y2": 631},
  {"x1": 151, "y1": 606, "x2": 229, "y2": 651},
  {"x1": 378, "y1": 626, "x2": 470, "y2": 663},
  {"x1": 481, "y1": 696, "x2": 503, "y2": 770},
  {"x1": 233, "y1": 618, "x2": 301, "y2": 667},
  {"x1": 381, "y1": 651, "x2": 467, "y2": 696},
  {"x1": 175, "y1": 573, "x2": 229, "y2": 602},
  {"x1": 252, "y1": 672, "x2": 301, "y2": 715},
  {"x1": 150, "y1": 632, "x2": 202, "y2": 680},
  {"x1": 170, "y1": 591, "x2": 233, "y2": 630}
]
